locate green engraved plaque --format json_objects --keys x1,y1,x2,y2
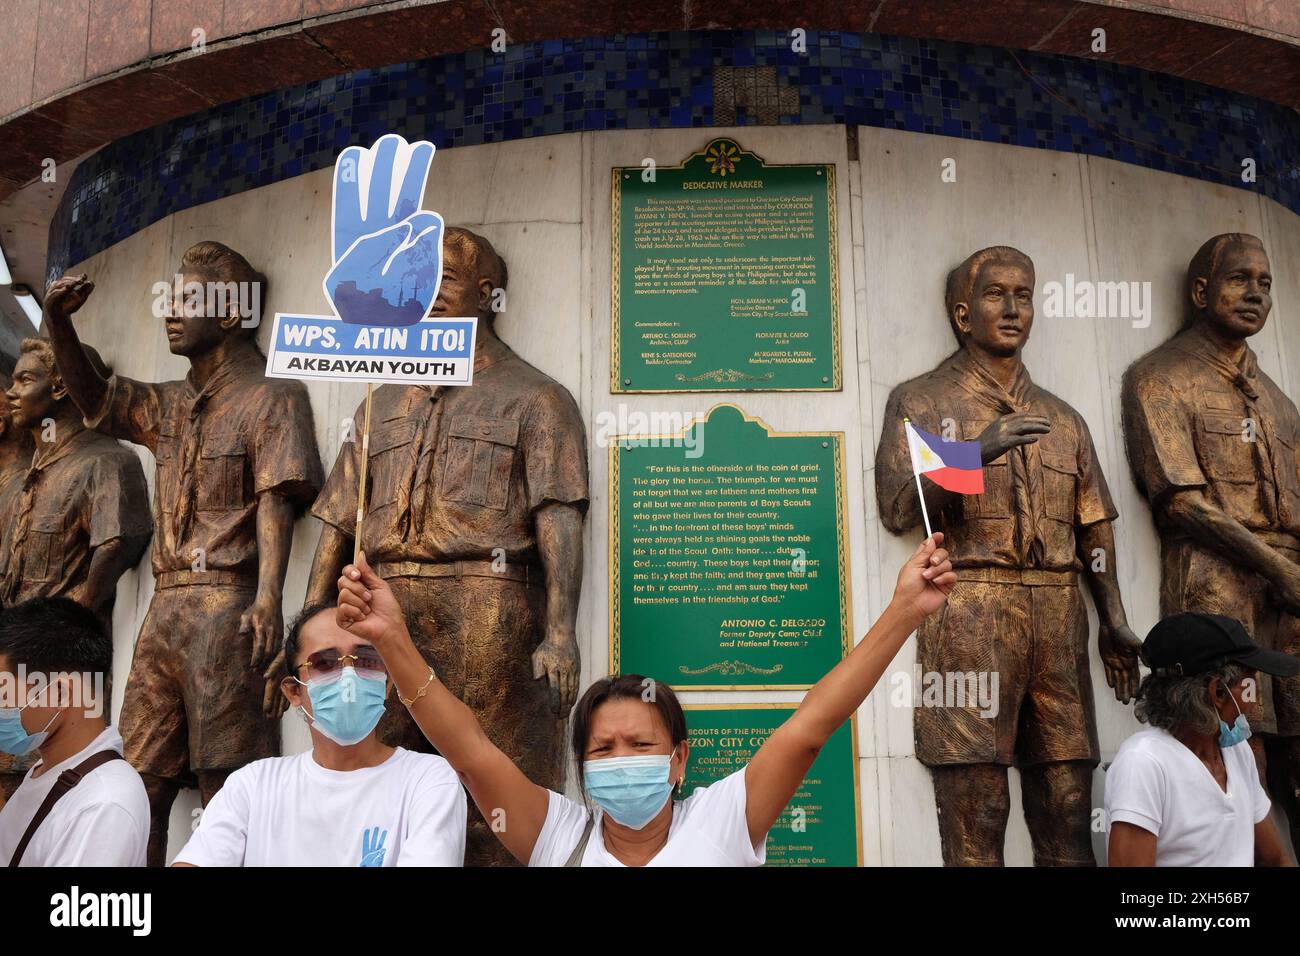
[
  {"x1": 609, "y1": 404, "x2": 850, "y2": 688},
  {"x1": 611, "y1": 138, "x2": 840, "y2": 392},
  {"x1": 684, "y1": 704, "x2": 861, "y2": 867}
]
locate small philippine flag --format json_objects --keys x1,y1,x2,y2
[{"x1": 905, "y1": 419, "x2": 985, "y2": 495}]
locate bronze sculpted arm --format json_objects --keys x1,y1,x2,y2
[
  {"x1": 1163, "y1": 489, "x2": 1300, "y2": 614},
  {"x1": 40, "y1": 275, "x2": 111, "y2": 420},
  {"x1": 306, "y1": 523, "x2": 353, "y2": 607},
  {"x1": 1076, "y1": 520, "x2": 1141, "y2": 703},
  {"x1": 80, "y1": 538, "x2": 134, "y2": 617},
  {"x1": 532, "y1": 502, "x2": 583, "y2": 715},
  {"x1": 242, "y1": 492, "x2": 294, "y2": 674}
]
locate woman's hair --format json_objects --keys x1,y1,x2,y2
[
  {"x1": 1133, "y1": 660, "x2": 1251, "y2": 734},
  {"x1": 570, "y1": 674, "x2": 688, "y2": 798}
]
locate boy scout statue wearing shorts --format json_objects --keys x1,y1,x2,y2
[
  {"x1": 40, "y1": 241, "x2": 323, "y2": 865},
  {"x1": 876, "y1": 245, "x2": 1142, "y2": 866},
  {"x1": 307, "y1": 227, "x2": 588, "y2": 867}
]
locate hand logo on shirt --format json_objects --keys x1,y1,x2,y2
[
  {"x1": 326, "y1": 134, "x2": 443, "y2": 328},
  {"x1": 359, "y1": 826, "x2": 388, "y2": 867}
]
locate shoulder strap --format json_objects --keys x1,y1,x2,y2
[
  {"x1": 8, "y1": 750, "x2": 124, "y2": 867},
  {"x1": 564, "y1": 816, "x2": 596, "y2": 868}
]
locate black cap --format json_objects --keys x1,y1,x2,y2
[{"x1": 1141, "y1": 613, "x2": 1300, "y2": 678}]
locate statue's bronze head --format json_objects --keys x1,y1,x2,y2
[
  {"x1": 166, "y1": 240, "x2": 265, "y2": 357},
  {"x1": 0, "y1": 371, "x2": 33, "y2": 453},
  {"x1": 435, "y1": 227, "x2": 508, "y2": 323},
  {"x1": 7, "y1": 340, "x2": 110, "y2": 431},
  {"x1": 1185, "y1": 233, "x2": 1271, "y2": 339},
  {"x1": 944, "y1": 245, "x2": 1035, "y2": 358}
]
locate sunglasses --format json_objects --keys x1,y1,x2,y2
[{"x1": 291, "y1": 646, "x2": 387, "y2": 683}]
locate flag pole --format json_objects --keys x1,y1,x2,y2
[
  {"x1": 353, "y1": 383, "x2": 374, "y2": 565},
  {"x1": 904, "y1": 418, "x2": 934, "y2": 540}
]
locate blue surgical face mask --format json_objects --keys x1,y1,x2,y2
[
  {"x1": 0, "y1": 693, "x2": 59, "y2": 757},
  {"x1": 299, "y1": 666, "x2": 388, "y2": 747},
  {"x1": 583, "y1": 752, "x2": 676, "y2": 830},
  {"x1": 1218, "y1": 693, "x2": 1251, "y2": 749}
]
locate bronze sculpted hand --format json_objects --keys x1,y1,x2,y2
[
  {"x1": 1098, "y1": 622, "x2": 1142, "y2": 704},
  {"x1": 44, "y1": 274, "x2": 95, "y2": 319},
  {"x1": 261, "y1": 649, "x2": 290, "y2": 719},
  {"x1": 977, "y1": 413, "x2": 1051, "y2": 464},
  {"x1": 532, "y1": 630, "x2": 579, "y2": 716},
  {"x1": 240, "y1": 592, "x2": 283, "y2": 671}
]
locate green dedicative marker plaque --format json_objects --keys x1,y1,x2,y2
[
  {"x1": 611, "y1": 138, "x2": 840, "y2": 392},
  {"x1": 609, "y1": 404, "x2": 850, "y2": 688},
  {"x1": 684, "y1": 704, "x2": 861, "y2": 867}
]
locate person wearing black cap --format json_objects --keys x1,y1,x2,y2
[{"x1": 1106, "y1": 612, "x2": 1298, "y2": 866}]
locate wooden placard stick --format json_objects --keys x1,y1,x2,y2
[{"x1": 353, "y1": 383, "x2": 374, "y2": 564}]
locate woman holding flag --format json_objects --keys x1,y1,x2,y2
[{"x1": 333, "y1": 535, "x2": 955, "y2": 866}]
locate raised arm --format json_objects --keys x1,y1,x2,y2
[
  {"x1": 337, "y1": 552, "x2": 551, "y2": 864},
  {"x1": 41, "y1": 275, "x2": 110, "y2": 420},
  {"x1": 742, "y1": 534, "x2": 955, "y2": 848}
]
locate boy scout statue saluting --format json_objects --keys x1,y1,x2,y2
[
  {"x1": 1123, "y1": 233, "x2": 1300, "y2": 851},
  {"x1": 875, "y1": 245, "x2": 1143, "y2": 866},
  {"x1": 306, "y1": 226, "x2": 588, "y2": 867},
  {"x1": 39, "y1": 241, "x2": 324, "y2": 866}
]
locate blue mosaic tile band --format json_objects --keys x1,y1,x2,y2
[{"x1": 47, "y1": 29, "x2": 1300, "y2": 278}]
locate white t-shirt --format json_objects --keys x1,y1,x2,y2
[
  {"x1": 1105, "y1": 728, "x2": 1271, "y2": 867},
  {"x1": 529, "y1": 767, "x2": 766, "y2": 867},
  {"x1": 175, "y1": 747, "x2": 466, "y2": 866},
  {"x1": 0, "y1": 725, "x2": 149, "y2": 867}
]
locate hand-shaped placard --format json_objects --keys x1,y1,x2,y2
[{"x1": 326, "y1": 134, "x2": 443, "y2": 328}]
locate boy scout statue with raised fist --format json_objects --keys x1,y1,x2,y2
[{"x1": 40, "y1": 241, "x2": 323, "y2": 865}]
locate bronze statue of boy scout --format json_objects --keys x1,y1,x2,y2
[
  {"x1": 0, "y1": 371, "x2": 36, "y2": 800},
  {"x1": 876, "y1": 245, "x2": 1142, "y2": 866},
  {"x1": 40, "y1": 241, "x2": 324, "y2": 865},
  {"x1": 306, "y1": 227, "x2": 588, "y2": 867},
  {"x1": 1122, "y1": 233, "x2": 1300, "y2": 850},
  {"x1": 0, "y1": 340, "x2": 150, "y2": 617}
]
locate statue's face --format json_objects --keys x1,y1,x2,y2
[
  {"x1": 954, "y1": 259, "x2": 1034, "y2": 358},
  {"x1": 165, "y1": 269, "x2": 231, "y2": 357},
  {"x1": 1196, "y1": 243, "x2": 1271, "y2": 341},
  {"x1": 431, "y1": 243, "x2": 489, "y2": 320},
  {"x1": 6, "y1": 352, "x2": 59, "y2": 430}
]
